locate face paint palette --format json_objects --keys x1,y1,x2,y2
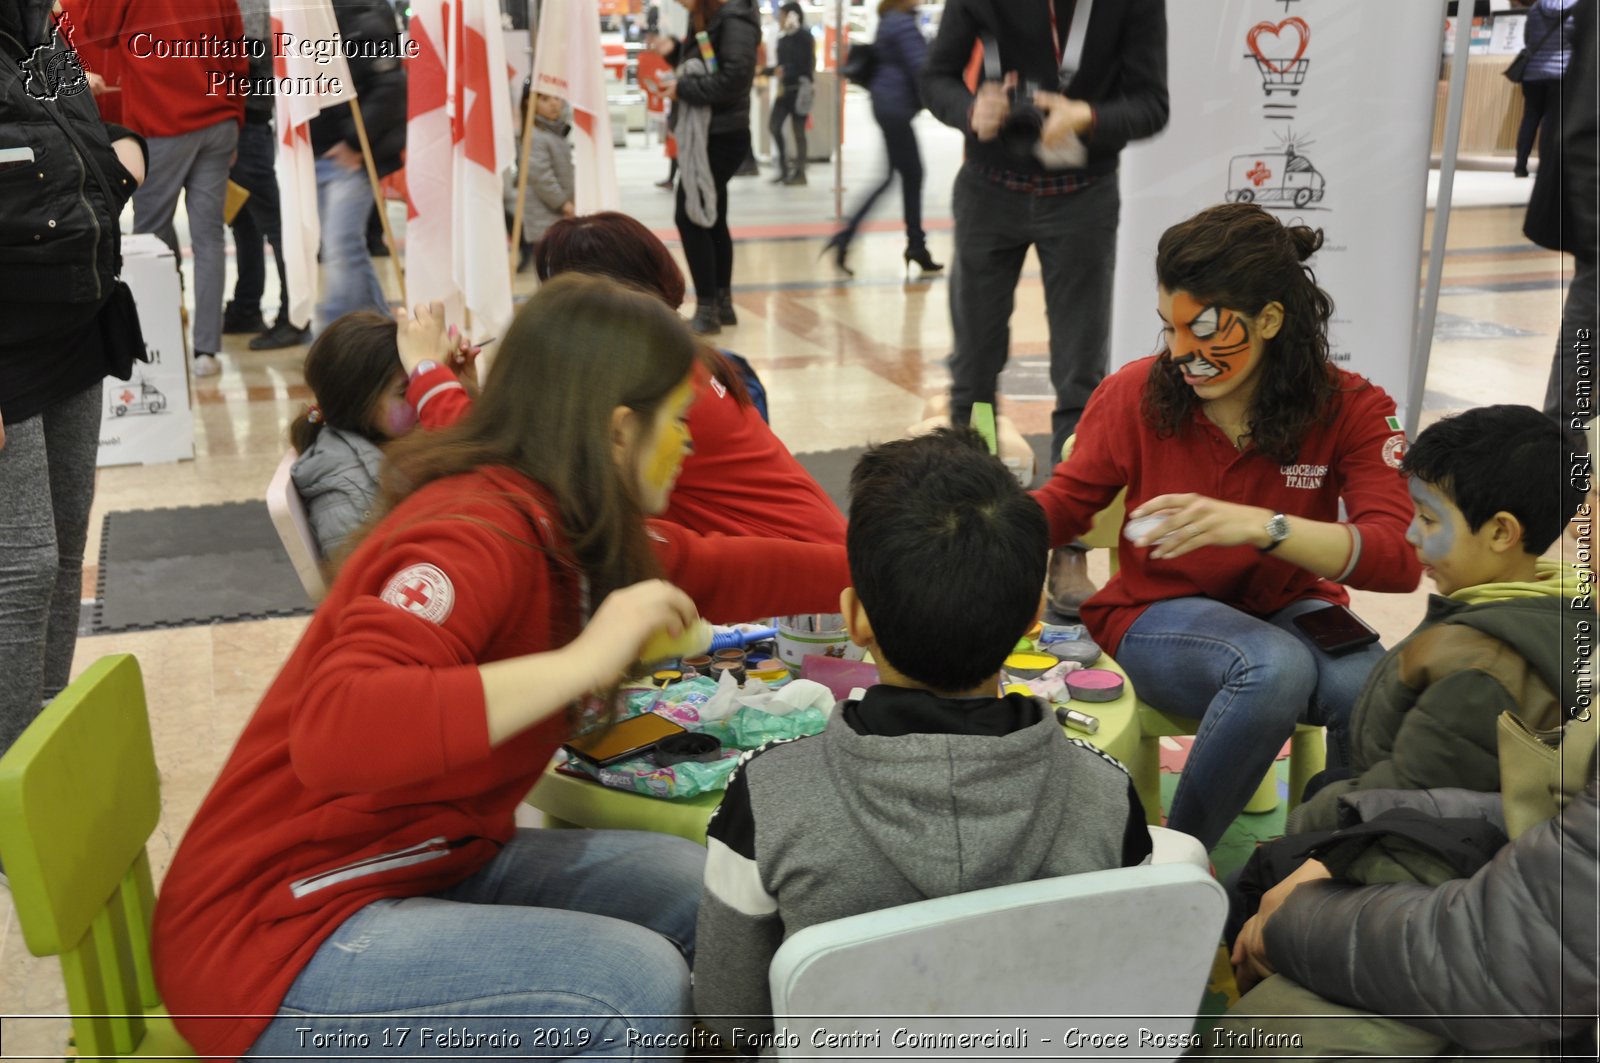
[{"x1": 1065, "y1": 668, "x2": 1125, "y2": 703}]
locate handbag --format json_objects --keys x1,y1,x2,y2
[
  {"x1": 842, "y1": 41, "x2": 877, "y2": 88},
  {"x1": 1497, "y1": 710, "x2": 1598, "y2": 838},
  {"x1": 1504, "y1": 13, "x2": 1563, "y2": 83},
  {"x1": 793, "y1": 77, "x2": 815, "y2": 117}
]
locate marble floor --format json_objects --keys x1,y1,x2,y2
[{"x1": 0, "y1": 130, "x2": 1577, "y2": 1056}]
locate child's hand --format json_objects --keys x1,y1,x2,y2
[
  {"x1": 576, "y1": 580, "x2": 700, "y2": 684},
  {"x1": 1230, "y1": 858, "x2": 1330, "y2": 993},
  {"x1": 394, "y1": 301, "x2": 449, "y2": 375},
  {"x1": 561, "y1": 201, "x2": 576, "y2": 218}
]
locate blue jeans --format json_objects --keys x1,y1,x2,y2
[
  {"x1": 314, "y1": 157, "x2": 390, "y2": 334},
  {"x1": 1116, "y1": 597, "x2": 1384, "y2": 851},
  {"x1": 247, "y1": 828, "x2": 705, "y2": 1060}
]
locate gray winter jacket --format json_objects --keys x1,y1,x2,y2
[
  {"x1": 290, "y1": 427, "x2": 384, "y2": 559},
  {"x1": 1268, "y1": 769, "x2": 1599, "y2": 1053},
  {"x1": 693, "y1": 687, "x2": 1148, "y2": 1050},
  {"x1": 506, "y1": 113, "x2": 574, "y2": 246}
]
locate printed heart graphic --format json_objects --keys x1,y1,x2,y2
[{"x1": 1247, "y1": 17, "x2": 1310, "y2": 74}]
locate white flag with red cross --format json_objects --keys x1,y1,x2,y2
[
  {"x1": 531, "y1": 0, "x2": 618, "y2": 213},
  {"x1": 268, "y1": 0, "x2": 356, "y2": 330},
  {"x1": 404, "y1": 0, "x2": 516, "y2": 341}
]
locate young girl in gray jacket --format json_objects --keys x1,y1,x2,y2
[{"x1": 508, "y1": 91, "x2": 576, "y2": 270}]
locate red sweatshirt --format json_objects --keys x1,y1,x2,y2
[
  {"x1": 406, "y1": 361, "x2": 847, "y2": 544},
  {"x1": 1032, "y1": 357, "x2": 1421, "y2": 655},
  {"x1": 71, "y1": 0, "x2": 245, "y2": 138},
  {"x1": 151, "y1": 466, "x2": 848, "y2": 1060}
]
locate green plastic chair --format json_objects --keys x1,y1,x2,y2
[{"x1": 0, "y1": 654, "x2": 193, "y2": 1059}]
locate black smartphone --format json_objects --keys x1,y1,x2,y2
[
  {"x1": 1293, "y1": 604, "x2": 1381, "y2": 656},
  {"x1": 563, "y1": 713, "x2": 688, "y2": 768}
]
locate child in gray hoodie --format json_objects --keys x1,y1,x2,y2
[{"x1": 693, "y1": 428, "x2": 1150, "y2": 1051}]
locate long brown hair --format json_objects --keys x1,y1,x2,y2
[
  {"x1": 1142, "y1": 203, "x2": 1338, "y2": 464},
  {"x1": 288, "y1": 312, "x2": 400, "y2": 453},
  {"x1": 370, "y1": 273, "x2": 698, "y2": 621},
  {"x1": 534, "y1": 211, "x2": 752, "y2": 406}
]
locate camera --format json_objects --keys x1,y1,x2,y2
[{"x1": 998, "y1": 78, "x2": 1046, "y2": 159}]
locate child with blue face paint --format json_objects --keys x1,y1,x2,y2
[
  {"x1": 289, "y1": 310, "x2": 470, "y2": 560},
  {"x1": 1287, "y1": 404, "x2": 1591, "y2": 834}
]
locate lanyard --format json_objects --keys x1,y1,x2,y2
[{"x1": 1048, "y1": 0, "x2": 1094, "y2": 79}]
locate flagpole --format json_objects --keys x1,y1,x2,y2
[
  {"x1": 509, "y1": 80, "x2": 539, "y2": 279},
  {"x1": 350, "y1": 97, "x2": 407, "y2": 306}
]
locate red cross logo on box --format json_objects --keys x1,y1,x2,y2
[{"x1": 380, "y1": 563, "x2": 456, "y2": 625}]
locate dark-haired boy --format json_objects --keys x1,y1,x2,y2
[
  {"x1": 692, "y1": 428, "x2": 1149, "y2": 1049},
  {"x1": 1288, "y1": 404, "x2": 1591, "y2": 833}
]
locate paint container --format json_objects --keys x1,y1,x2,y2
[
  {"x1": 1047, "y1": 639, "x2": 1102, "y2": 665},
  {"x1": 776, "y1": 614, "x2": 862, "y2": 670},
  {"x1": 1026, "y1": 620, "x2": 1044, "y2": 640},
  {"x1": 651, "y1": 732, "x2": 723, "y2": 766},
  {"x1": 1002, "y1": 683, "x2": 1035, "y2": 698},
  {"x1": 710, "y1": 661, "x2": 746, "y2": 684},
  {"x1": 747, "y1": 662, "x2": 791, "y2": 684},
  {"x1": 1002, "y1": 652, "x2": 1059, "y2": 681},
  {"x1": 682, "y1": 654, "x2": 714, "y2": 673},
  {"x1": 651, "y1": 669, "x2": 684, "y2": 688},
  {"x1": 1013, "y1": 637, "x2": 1035, "y2": 654},
  {"x1": 714, "y1": 648, "x2": 747, "y2": 665},
  {"x1": 1065, "y1": 668, "x2": 1125, "y2": 703}
]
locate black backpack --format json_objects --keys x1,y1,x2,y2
[{"x1": 841, "y1": 40, "x2": 877, "y2": 87}]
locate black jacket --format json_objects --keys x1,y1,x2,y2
[
  {"x1": 0, "y1": 0, "x2": 144, "y2": 421},
  {"x1": 670, "y1": 0, "x2": 760, "y2": 138},
  {"x1": 308, "y1": 0, "x2": 407, "y2": 176},
  {"x1": 0, "y1": 0, "x2": 138, "y2": 305},
  {"x1": 1525, "y1": 0, "x2": 1596, "y2": 258},
  {"x1": 774, "y1": 26, "x2": 813, "y2": 87},
  {"x1": 920, "y1": 0, "x2": 1169, "y2": 177}
]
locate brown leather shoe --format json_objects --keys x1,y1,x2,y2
[{"x1": 1046, "y1": 546, "x2": 1098, "y2": 619}]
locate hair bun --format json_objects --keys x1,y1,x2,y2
[{"x1": 1287, "y1": 224, "x2": 1323, "y2": 262}]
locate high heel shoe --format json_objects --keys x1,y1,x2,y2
[
  {"x1": 820, "y1": 232, "x2": 854, "y2": 277},
  {"x1": 903, "y1": 246, "x2": 943, "y2": 279}
]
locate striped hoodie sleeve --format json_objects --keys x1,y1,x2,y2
[{"x1": 693, "y1": 751, "x2": 784, "y2": 1051}]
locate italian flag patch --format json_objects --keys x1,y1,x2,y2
[{"x1": 1385, "y1": 416, "x2": 1402, "y2": 432}]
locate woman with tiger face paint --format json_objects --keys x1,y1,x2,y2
[{"x1": 1032, "y1": 203, "x2": 1420, "y2": 850}]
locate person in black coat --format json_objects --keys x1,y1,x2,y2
[
  {"x1": 0, "y1": 0, "x2": 146, "y2": 754},
  {"x1": 920, "y1": 0, "x2": 1167, "y2": 616},
  {"x1": 655, "y1": 0, "x2": 759, "y2": 336},
  {"x1": 824, "y1": 0, "x2": 940, "y2": 278},
  {"x1": 766, "y1": 2, "x2": 813, "y2": 186},
  {"x1": 1524, "y1": 0, "x2": 1596, "y2": 430}
]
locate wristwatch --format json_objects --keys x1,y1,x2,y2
[
  {"x1": 1261, "y1": 513, "x2": 1290, "y2": 553},
  {"x1": 409, "y1": 359, "x2": 440, "y2": 382}
]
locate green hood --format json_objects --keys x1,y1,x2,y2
[{"x1": 1436, "y1": 560, "x2": 1590, "y2": 719}]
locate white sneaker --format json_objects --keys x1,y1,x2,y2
[{"x1": 192, "y1": 353, "x2": 221, "y2": 377}]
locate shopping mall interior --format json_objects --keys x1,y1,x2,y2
[{"x1": 0, "y1": 0, "x2": 1590, "y2": 1053}]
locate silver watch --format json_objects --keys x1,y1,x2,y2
[{"x1": 1261, "y1": 512, "x2": 1290, "y2": 553}]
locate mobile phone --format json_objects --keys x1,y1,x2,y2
[
  {"x1": 1292, "y1": 604, "x2": 1380, "y2": 656},
  {"x1": 563, "y1": 713, "x2": 687, "y2": 768}
]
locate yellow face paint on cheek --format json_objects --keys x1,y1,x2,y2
[{"x1": 642, "y1": 380, "x2": 696, "y2": 493}]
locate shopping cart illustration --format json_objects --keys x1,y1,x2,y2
[{"x1": 1249, "y1": 54, "x2": 1309, "y2": 96}]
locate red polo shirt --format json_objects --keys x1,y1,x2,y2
[{"x1": 1032, "y1": 357, "x2": 1421, "y2": 654}]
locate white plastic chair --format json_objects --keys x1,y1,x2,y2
[
  {"x1": 769, "y1": 863, "x2": 1226, "y2": 1060},
  {"x1": 265, "y1": 449, "x2": 327, "y2": 601}
]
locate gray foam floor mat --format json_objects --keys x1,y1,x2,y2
[
  {"x1": 797, "y1": 434, "x2": 1054, "y2": 514},
  {"x1": 94, "y1": 500, "x2": 315, "y2": 633}
]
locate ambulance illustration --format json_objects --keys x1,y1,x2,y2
[{"x1": 1226, "y1": 144, "x2": 1326, "y2": 210}]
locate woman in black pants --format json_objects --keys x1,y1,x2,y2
[
  {"x1": 658, "y1": 0, "x2": 759, "y2": 336},
  {"x1": 824, "y1": 0, "x2": 940, "y2": 278},
  {"x1": 767, "y1": 2, "x2": 814, "y2": 185}
]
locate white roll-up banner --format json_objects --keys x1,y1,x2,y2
[{"x1": 1110, "y1": 0, "x2": 1446, "y2": 423}]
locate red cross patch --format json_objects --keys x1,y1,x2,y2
[
  {"x1": 1382, "y1": 433, "x2": 1407, "y2": 470},
  {"x1": 379, "y1": 563, "x2": 456, "y2": 625}
]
